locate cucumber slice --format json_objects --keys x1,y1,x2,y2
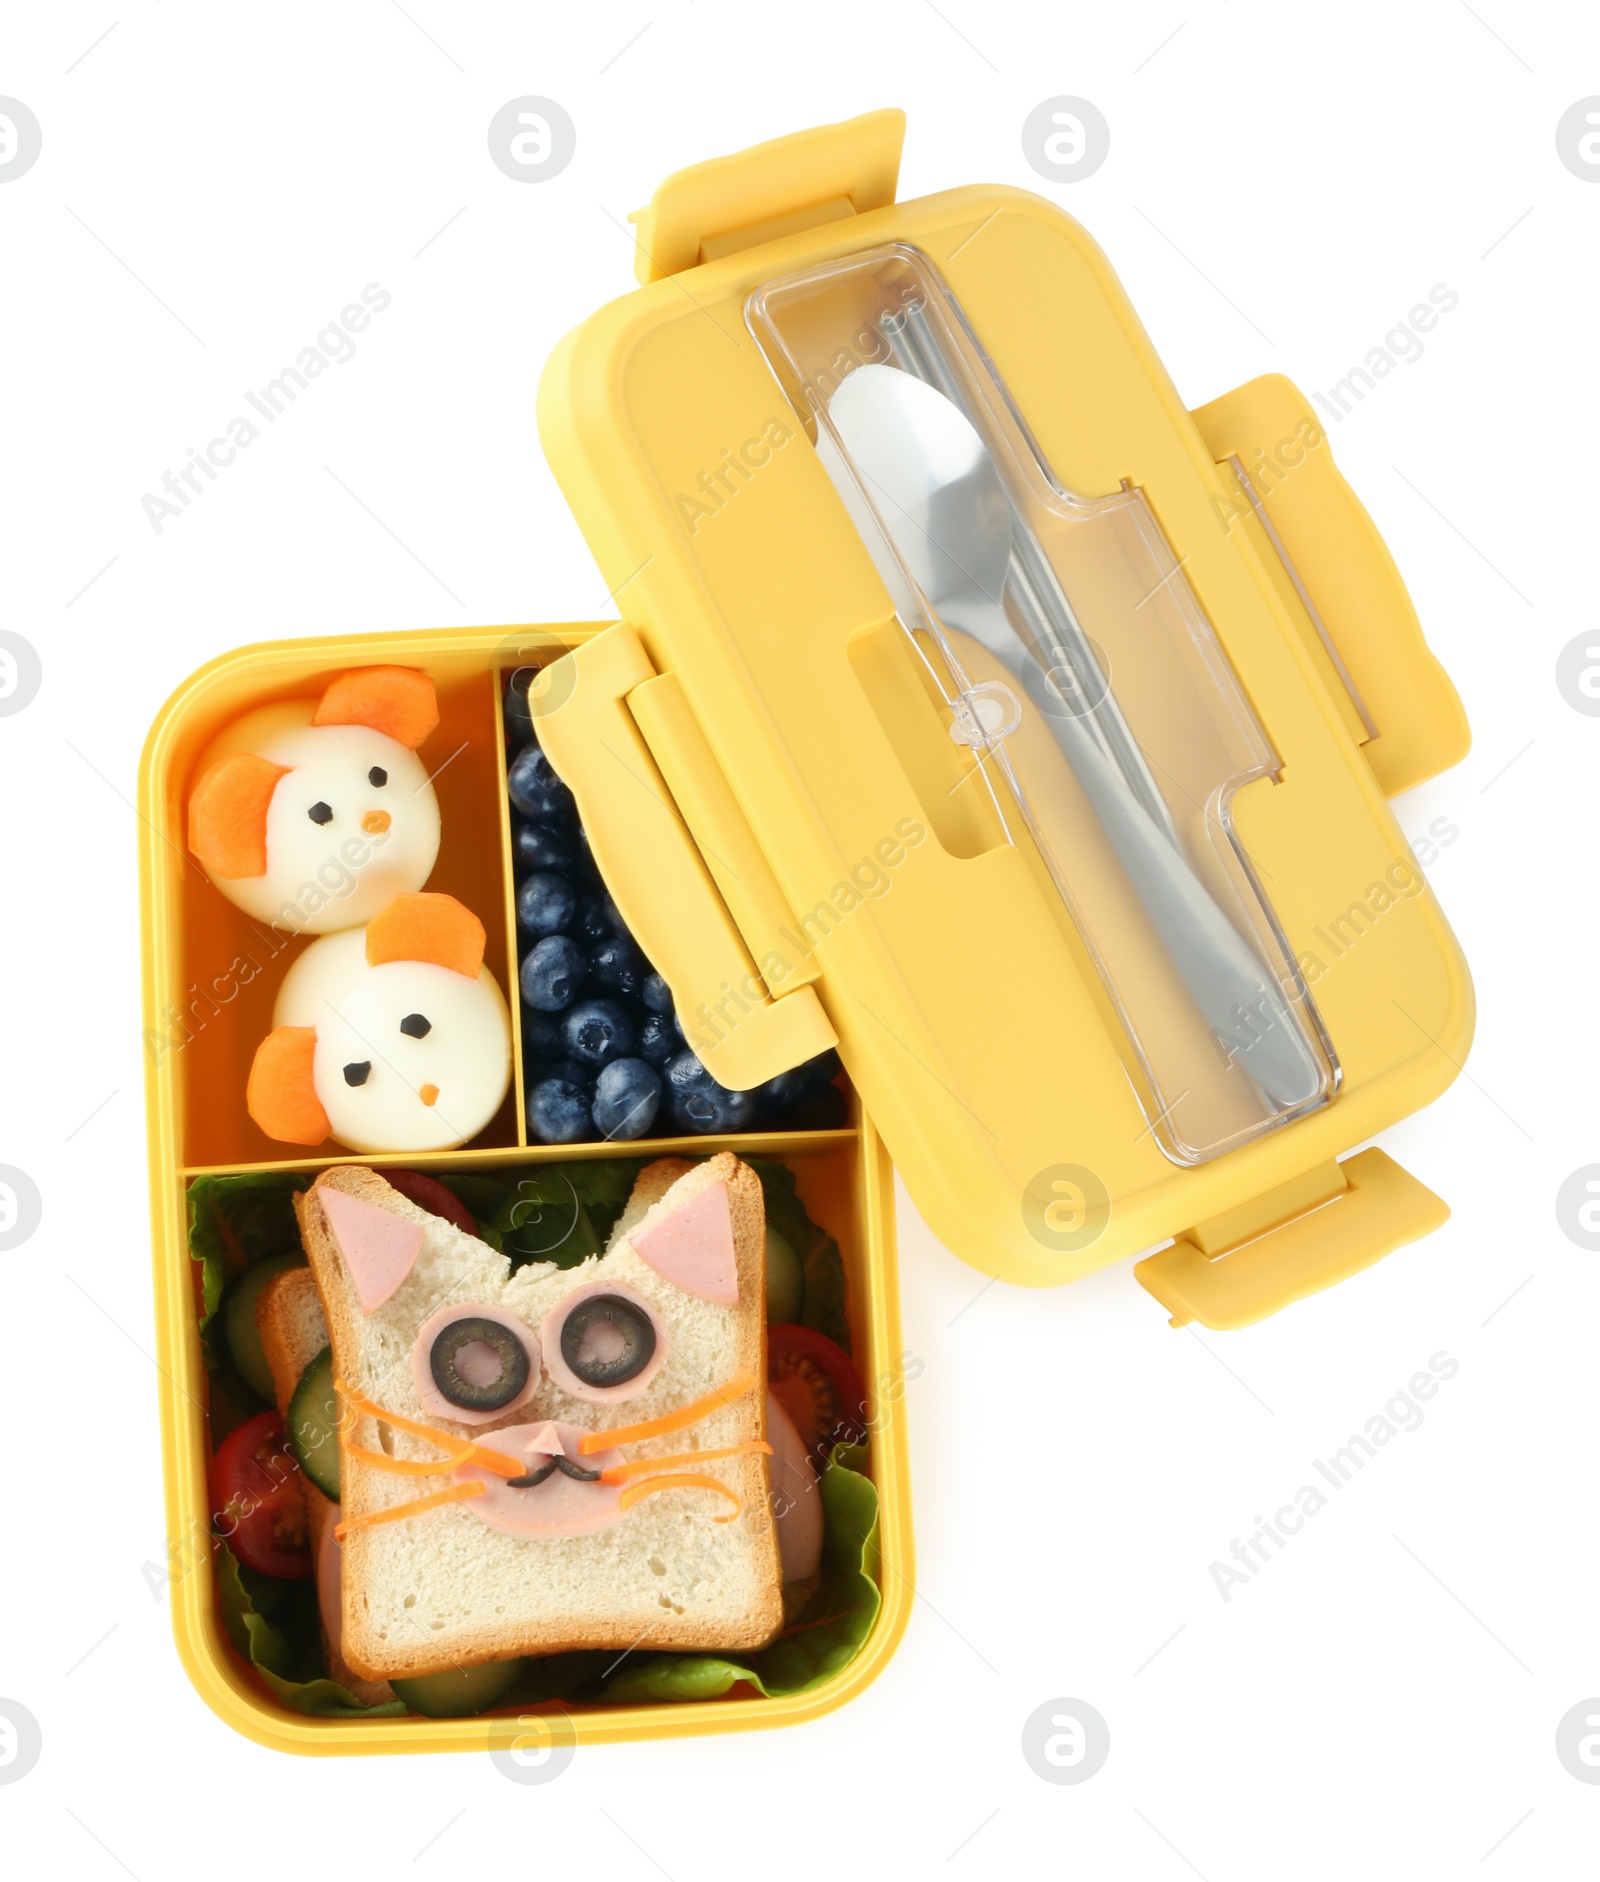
[
  {"x1": 764, "y1": 1227, "x2": 804, "y2": 1324},
  {"x1": 393, "y1": 1658, "x2": 523, "y2": 1718},
  {"x1": 288, "y1": 1346, "x2": 341, "y2": 1500},
  {"x1": 223, "y1": 1250, "x2": 306, "y2": 1402}
]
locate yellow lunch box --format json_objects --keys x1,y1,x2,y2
[{"x1": 140, "y1": 107, "x2": 1472, "y2": 1754}]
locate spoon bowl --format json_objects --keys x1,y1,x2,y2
[{"x1": 827, "y1": 364, "x2": 1013, "y2": 638}]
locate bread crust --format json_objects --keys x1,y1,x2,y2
[
  {"x1": 254, "y1": 1265, "x2": 396, "y2": 1706},
  {"x1": 295, "y1": 1156, "x2": 782, "y2": 1680}
]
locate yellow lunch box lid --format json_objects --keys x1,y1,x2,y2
[{"x1": 528, "y1": 108, "x2": 1473, "y2": 1330}]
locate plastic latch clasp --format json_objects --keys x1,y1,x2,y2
[
  {"x1": 531, "y1": 625, "x2": 837, "y2": 1091},
  {"x1": 1133, "y1": 1148, "x2": 1448, "y2": 1331},
  {"x1": 1190, "y1": 374, "x2": 1470, "y2": 798},
  {"x1": 627, "y1": 108, "x2": 905, "y2": 284}
]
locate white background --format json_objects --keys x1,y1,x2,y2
[{"x1": 1, "y1": 3, "x2": 1594, "y2": 1876}]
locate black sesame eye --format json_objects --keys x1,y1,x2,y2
[
  {"x1": 399, "y1": 1013, "x2": 431, "y2": 1039},
  {"x1": 343, "y1": 1061, "x2": 371, "y2": 1086},
  {"x1": 308, "y1": 801, "x2": 333, "y2": 826},
  {"x1": 368, "y1": 766, "x2": 388, "y2": 787}
]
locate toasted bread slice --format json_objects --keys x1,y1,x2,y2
[
  {"x1": 295, "y1": 1154, "x2": 779, "y2": 1681},
  {"x1": 255, "y1": 1266, "x2": 395, "y2": 1707},
  {"x1": 255, "y1": 1266, "x2": 327, "y2": 1419}
]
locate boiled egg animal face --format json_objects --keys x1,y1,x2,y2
[
  {"x1": 275, "y1": 931, "x2": 511, "y2": 1153},
  {"x1": 190, "y1": 699, "x2": 441, "y2": 932}
]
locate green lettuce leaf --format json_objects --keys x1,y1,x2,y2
[
  {"x1": 435, "y1": 1171, "x2": 514, "y2": 1250},
  {"x1": 800, "y1": 1234, "x2": 850, "y2": 1353},
  {"x1": 216, "y1": 1546, "x2": 406, "y2": 1718},
  {"x1": 489, "y1": 1159, "x2": 643, "y2": 1267},
  {"x1": 601, "y1": 1445, "x2": 880, "y2": 1704},
  {"x1": 749, "y1": 1159, "x2": 851, "y2": 1352},
  {"x1": 187, "y1": 1170, "x2": 312, "y2": 1326}
]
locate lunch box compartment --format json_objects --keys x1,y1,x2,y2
[
  {"x1": 153, "y1": 652, "x2": 519, "y2": 1170},
  {"x1": 748, "y1": 244, "x2": 1338, "y2": 1165}
]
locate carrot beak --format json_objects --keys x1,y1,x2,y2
[
  {"x1": 419, "y1": 1082, "x2": 440, "y2": 1107},
  {"x1": 362, "y1": 809, "x2": 392, "y2": 835}
]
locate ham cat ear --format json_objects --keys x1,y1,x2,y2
[
  {"x1": 312, "y1": 667, "x2": 439, "y2": 749},
  {"x1": 188, "y1": 753, "x2": 290, "y2": 879},
  {"x1": 317, "y1": 1185, "x2": 426, "y2": 1313},
  {"x1": 248, "y1": 1027, "x2": 330, "y2": 1145},
  {"x1": 632, "y1": 1181, "x2": 740, "y2": 1304},
  {"x1": 366, "y1": 893, "x2": 485, "y2": 978}
]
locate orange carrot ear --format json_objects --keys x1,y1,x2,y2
[
  {"x1": 365, "y1": 893, "x2": 485, "y2": 978},
  {"x1": 312, "y1": 667, "x2": 438, "y2": 748},
  {"x1": 188, "y1": 754, "x2": 290, "y2": 879},
  {"x1": 247, "y1": 1027, "x2": 330, "y2": 1145}
]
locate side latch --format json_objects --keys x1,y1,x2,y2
[
  {"x1": 532, "y1": 625, "x2": 837, "y2": 1091},
  {"x1": 1134, "y1": 1148, "x2": 1449, "y2": 1331},
  {"x1": 627, "y1": 108, "x2": 904, "y2": 283}
]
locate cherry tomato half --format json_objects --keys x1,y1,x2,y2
[
  {"x1": 767, "y1": 1324, "x2": 868, "y2": 1466},
  {"x1": 385, "y1": 1170, "x2": 477, "y2": 1235},
  {"x1": 211, "y1": 1408, "x2": 311, "y2": 1579}
]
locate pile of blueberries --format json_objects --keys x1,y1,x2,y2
[{"x1": 505, "y1": 675, "x2": 848, "y2": 1144}]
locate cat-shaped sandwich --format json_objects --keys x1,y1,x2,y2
[{"x1": 296, "y1": 1154, "x2": 782, "y2": 1678}]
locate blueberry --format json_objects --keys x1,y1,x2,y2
[
  {"x1": 519, "y1": 935, "x2": 587, "y2": 1012},
  {"x1": 561, "y1": 998, "x2": 636, "y2": 1068},
  {"x1": 517, "y1": 871, "x2": 577, "y2": 938},
  {"x1": 592, "y1": 1058, "x2": 662, "y2": 1139},
  {"x1": 636, "y1": 1012, "x2": 677, "y2": 1066},
  {"x1": 508, "y1": 745, "x2": 575, "y2": 822},
  {"x1": 521, "y1": 1011, "x2": 563, "y2": 1059},
  {"x1": 514, "y1": 820, "x2": 575, "y2": 874},
  {"x1": 589, "y1": 932, "x2": 649, "y2": 997},
  {"x1": 755, "y1": 1048, "x2": 845, "y2": 1110},
  {"x1": 641, "y1": 972, "x2": 673, "y2": 1015},
  {"x1": 526, "y1": 1056, "x2": 591, "y2": 1091},
  {"x1": 575, "y1": 894, "x2": 625, "y2": 947},
  {"x1": 504, "y1": 668, "x2": 539, "y2": 748},
  {"x1": 526, "y1": 1077, "x2": 592, "y2": 1144},
  {"x1": 664, "y1": 1049, "x2": 754, "y2": 1134}
]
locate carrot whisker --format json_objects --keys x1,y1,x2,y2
[
  {"x1": 345, "y1": 1442, "x2": 459, "y2": 1477},
  {"x1": 334, "y1": 1480, "x2": 485, "y2": 1539},
  {"x1": 334, "y1": 1378, "x2": 525, "y2": 1479},
  {"x1": 617, "y1": 1473, "x2": 743, "y2": 1522},
  {"x1": 600, "y1": 1440, "x2": 771, "y2": 1484},
  {"x1": 579, "y1": 1371, "x2": 757, "y2": 1457}
]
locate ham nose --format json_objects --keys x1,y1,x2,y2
[
  {"x1": 522, "y1": 1422, "x2": 566, "y2": 1460},
  {"x1": 362, "y1": 809, "x2": 391, "y2": 835}
]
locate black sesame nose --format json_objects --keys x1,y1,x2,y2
[
  {"x1": 308, "y1": 801, "x2": 334, "y2": 825},
  {"x1": 400, "y1": 1013, "x2": 432, "y2": 1039},
  {"x1": 368, "y1": 766, "x2": 388, "y2": 787},
  {"x1": 343, "y1": 1061, "x2": 371, "y2": 1086}
]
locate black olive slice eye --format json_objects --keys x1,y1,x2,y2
[
  {"x1": 368, "y1": 766, "x2": 388, "y2": 787},
  {"x1": 343, "y1": 1061, "x2": 371, "y2": 1086},
  {"x1": 399, "y1": 1013, "x2": 432, "y2": 1038},
  {"x1": 430, "y1": 1315, "x2": 531, "y2": 1413},
  {"x1": 559, "y1": 1293, "x2": 656, "y2": 1389},
  {"x1": 308, "y1": 801, "x2": 334, "y2": 826}
]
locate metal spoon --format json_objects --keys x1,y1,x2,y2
[{"x1": 824, "y1": 363, "x2": 1325, "y2": 1112}]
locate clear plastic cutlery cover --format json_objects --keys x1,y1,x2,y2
[{"x1": 748, "y1": 244, "x2": 1338, "y2": 1166}]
